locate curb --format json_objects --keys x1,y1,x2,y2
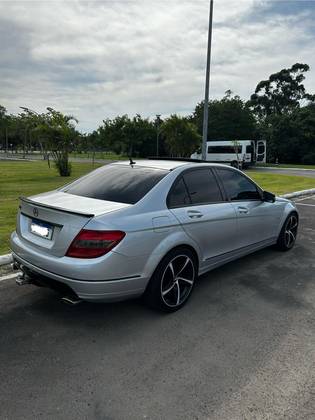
[
  {"x1": 281, "y1": 188, "x2": 315, "y2": 199},
  {"x1": 0, "y1": 189, "x2": 315, "y2": 268},
  {"x1": 0, "y1": 254, "x2": 13, "y2": 266}
]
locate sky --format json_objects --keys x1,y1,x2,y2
[{"x1": 1, "y1": 0, "x2": 315, "y2": 132}]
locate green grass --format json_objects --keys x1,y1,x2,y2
[
  {"x1": 0, "y1": 161, "x2": 101, "y2": 254},
  {"x1": 69, "y1": 152, "x2": 127, "y2": 160},
  {"x1": 246, "y1": 171, "x2": 315, "y2": 195},
  {"x1": 257, "y1": 163, "x2": 315, "y2": 169},
  {"x1": 0, "y1": 161, "x2": 314, "y2": 255}
]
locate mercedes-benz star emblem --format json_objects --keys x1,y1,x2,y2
[{"x1": 33, "y1": 207, "x2": 39, "y2": 217}]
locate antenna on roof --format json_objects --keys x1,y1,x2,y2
[{"x1": 128, "y1": 146, "x2": 136, "y2": 166}]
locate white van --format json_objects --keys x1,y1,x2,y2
[{"x1": 191, "y1": 140, "x2": 266, "y2": 168}]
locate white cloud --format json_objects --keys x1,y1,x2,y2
[{"x1": 0, "y1": 0, "x2": 314, "y2": 131}]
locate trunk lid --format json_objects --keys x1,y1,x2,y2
[{"x1": 17, "y1": 191, "x2": 131, "y2": 257}]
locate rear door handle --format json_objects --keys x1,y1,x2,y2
[
  {"x1": 187, "y1": 210, "x2": 203, "y2": 219},
  {"x1": 238, "y1": 206, "x2": 249, "y2": 214}
]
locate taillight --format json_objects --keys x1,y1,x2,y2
[{"x1": 66, "y1": 230, "x2": 125, "y2": 259}]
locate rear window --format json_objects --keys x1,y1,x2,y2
[{"x1": 62, "y1": 165, "x2": 168, "y2": 204}]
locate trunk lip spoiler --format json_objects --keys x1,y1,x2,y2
[{"x1": 19, "y1": 196, "x2": 95, "y2": 218}]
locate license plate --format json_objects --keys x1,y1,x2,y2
[{"x1": 30, "y1": 219, "x2": 54, "y2": 240}]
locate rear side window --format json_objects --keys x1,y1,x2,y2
[
  {"x1": 168, "y1": 177, "x2": 191, "y2": 208},
  {"x1": 168, "y1": 169, "x2": 223, "y2": 208},
  {"x1": 183, "y1": 169, "x2": 222, "y2": 205},
  {"x1": 216, "y1": 168, "x2": 261, "y2": 201},
  {"x1": 62, "y1": 165, "x2": 168, "y2": 204}
]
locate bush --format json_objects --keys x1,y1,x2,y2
[
  {"x1": 301, "y1": 153, "x2": 315, "y2": 165},
  {"x1": 54, "y1": 155, "x2": 72, "y2": 176}
]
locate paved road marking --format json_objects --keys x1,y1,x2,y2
[
  {"x1": 295, "y1": 203, "x2": 315, "y2": 207},
  {"x1": 295, "y1": 196, "x2": 315, "y2": 202},
  {"x1": 0, "y1": 272, "x2": 19, "y2": 283}
]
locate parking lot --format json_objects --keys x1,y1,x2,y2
[{"x1": 1, "y1": 196, "x2": 315, "y2": 420}]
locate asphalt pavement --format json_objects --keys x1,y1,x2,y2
[
  {"x1": 250, "y1": 166, "x2": 315, "y2": 179},
  {"x1": 1, "y1": 197, "x2": 315, "y2": 420}
]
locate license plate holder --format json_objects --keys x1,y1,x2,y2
[{"x1": 30, "y1": 219, "x2": 54, "y2": 240}]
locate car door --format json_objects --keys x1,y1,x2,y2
[
  {"x1": 168, "y1": 168, "x2": 238, "y2": 262},
  {"x1": 215, "y1": 167, "x2": 282, "y2": 248}
]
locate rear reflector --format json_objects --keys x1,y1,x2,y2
[{"x1": 66, "y1": 230, "x2": 125, "y2": 259}]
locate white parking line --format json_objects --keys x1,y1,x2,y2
[
  {"x1": 295, "y1": 195, "x2": 315, "y2": 202},
  {"x1": 295, "y1": 203, "x2": 315, "y2": 207},
  {"x1": 0, "y1": 272, "x2": 19, "y2": 283}
]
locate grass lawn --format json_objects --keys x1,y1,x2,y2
[
  {"x1": 0, "y1": 161, "x2": 101, "y2": 255},
  {"x1": 69, "y1": 152, "x2": 127, "y2": 160},
  {"x1": 246, "y1": 171, "x2": 315, "y2": 195},
  {"x1": 258, "y1": 163, "x2": 315, "y2": 169},
  {"x1": 0, "y1": 161, "x2": 314, "y2": 255}
]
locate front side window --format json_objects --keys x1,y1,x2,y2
[
  {"x1": 62, "y1": 165, "x2": 168, "y2": 204},
  {"x1": 216, "y1": 168, "x2": 261, "y2": 201}
]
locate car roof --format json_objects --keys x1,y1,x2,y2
[{"x1": 112, "y1": 159, "x2": 230, "y2": 171}]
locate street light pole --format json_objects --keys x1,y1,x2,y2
[{"x1": 202, "y1": 0, "x2": 214, "y2": 161}]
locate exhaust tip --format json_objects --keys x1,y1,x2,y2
[
  {"x1": 11, "y1": 262, "x2": 20, "y2": 271},
  {"x1": 16, "y1": 274, "x2": 32, "y2": 286},
  {"x1": 61, "y1": 296, "x2": 83, "y2": 306}
]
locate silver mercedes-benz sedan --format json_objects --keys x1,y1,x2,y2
[{"x1": 10, "y1": 160, "x2": 298, "y2": 312}]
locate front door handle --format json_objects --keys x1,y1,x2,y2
[
  {"x1": 238, "y1": 206, "x2": 249, "y2": 214},
  {"x1": 187, "y1": 210, "x2": 203, "y2": 219}
]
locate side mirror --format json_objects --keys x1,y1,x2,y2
[{"x1": 262, "y1": 190, "x2": 276, "y2": 203}]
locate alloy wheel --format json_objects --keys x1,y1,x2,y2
[
  {"x1": 160, "y1": 255, "x2": 195, "y2": 307},
  {"x1": 284, "y1": 214, "x2": 298, "y2": 249}
]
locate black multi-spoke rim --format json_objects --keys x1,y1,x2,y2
[
  {"x1": 160, "y1": 255, "x2": 195, "y2": 307},
  {"x1": 285, "y1": 215, "x2": 298, "y2": 248}
]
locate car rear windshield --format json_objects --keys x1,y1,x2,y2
[{"x1": 61, "y1": 164, "x2": 169, "y2": 204}]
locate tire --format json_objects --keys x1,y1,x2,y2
[
  {"x1": 231, "y1": 161, "x2": 238, "y2": 169},
  {"x1": 144, "y1": 247, "x2": 198, "y2": 313},
  {"x1": 275, "y1": 212, "x2": 299, "y2": 251}
]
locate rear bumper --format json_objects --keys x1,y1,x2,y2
[{"x1": 12, "y1": 252, "x2": 149, "y2": 302}]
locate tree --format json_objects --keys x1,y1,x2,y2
[
  {"x1": 266, "y1": 104, "x2": 315, "y2": 164},
  {"x1": 249, "y1": 63, "x2": 315, "y2": 120},
  {"x1": 21, "y1": 107, "x2": 79, "y2": 176},
  {"x1": 0, "y1": 105, "x2": 8, "y2": 150},
  {"x1": 249, "y1": 63, "x2": 315, "y2": 164},
  {"x1": 191, "y1": 91, "x2": 256, "y2": 140},
  {"x1": 161, "y1": 115, "x2": 201, "y2": 157},
  {"x1": 0, "y1": 108, "x2": 26, "y2": 153},
  {"x1": 96, "y1": 114, "x2": 160, "y2": 157}
]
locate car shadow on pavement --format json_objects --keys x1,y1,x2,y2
[{"x1": 1, "y1": 240, "x2": 312, "y2": 329}]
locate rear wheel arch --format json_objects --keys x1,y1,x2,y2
[
  {"x1": 149, "y1": 244, "x2": 199, "y2": 282},
  {"x1": 143, "y1": 244, "x2": 199, "y2": 312},
  {"x1": 164, "y1": 244, "x2": 199, "y2": 271}
]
